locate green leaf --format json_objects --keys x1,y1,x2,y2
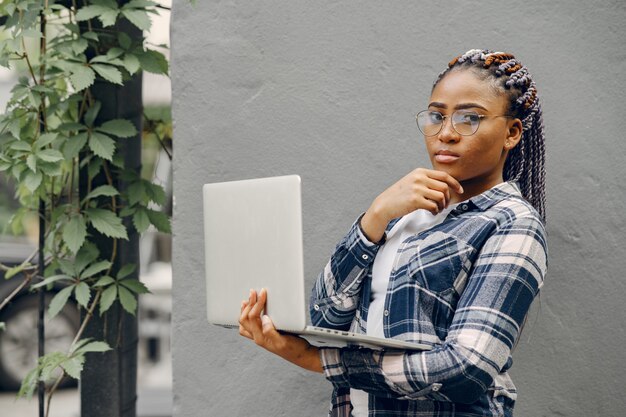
[
  {"x1": 70, "y1": 65, "x2": 95, "y2": 92},
  {"x1": 86, "y1": 208, "x2": 128, "y2": 239},
  {"x1": 92, "y1": 64, "x2": 122, "y2": 85},
  {"x1": 118, "y1": 32, "x2": 132, "y2": 49},
  {"x1": 118, "y1": 286, "x2": 137, "y2": 315},
  {"x1": 117, "y1": 264, "x2": 136, "y2": 280},
  {"x1": 26, "y1": 154, "x2": 37, "y2": 172},
  {"x1": 145, "y1": 182, "x2": 166, "y2": 205},
  {"x1": 24, "y1": 170, "x2": 42, "y2": 192},
  {"x1": 57, "y1": 259, "x2": 77, "y2": 276},
  {"x1": 107, "y1": 47, "x2": 125, "y2": 60},
  {"x1": 37, "y1": 148, "x2": 64, "y2": 162},
  {"x1": 89, "y1": 132, "x2": 116, "y2": 161},
  {"x1": 119, "y1": 279, "x2": 149, "y2": 294},
  {"x1": 119, "y1": 206, "x2": 136, "y2": 217},
  {"x1": 58, "y1": 122, "x2": 85, "y2": 132},
  {"x1": 137, "y1": 49, "x2": 168, "y2": 75},
  {"x1": 99, "y1": 285, "x2": 117, "y2": 315},
  {"x1": 147, "y1": 209, "x2": 171, "y2": 233},
  {"x1": 5, "y1": 263, "x2": 30, "y2": 279},
  {"x1": 94, "y1": 275, "x2": 115, "y2": 287},
  {"x1": 72, "y1": 38, "x2": 89, "y2": 55},
  {"x1": 48, "y1": 286, "x2": 74, "y2": 319},
  {"x1": 83, "y1": 185, "x2": 119, "y2": 202},
  {"x1": 74, "y1": 243, "x2": 100, "y2": 274},
  {"x1": 63, "y1": 132, "x2": 88, "y2": 159},
  {"x1": 39, "y1": 352, "x2": 68, "y2": 383},
  {"x1": 39, "y1": 162, "x2": 63, "y2": 177},
  {"x1": 121, "y1": 9, "x2": 151, "y2": 31},
  {"x1": 99, "y1": 9, "x2": 119, "y2": 27},
  {"x1": 30, "y1": 274, "x2": 72, "y2": 290},
  {"x1": 84, "y1": 101, "x2": 101, "y2": 127},
  {"x1": 123, "y1": 54, "x2": 140, "y2": 75},
  {"x1": 35, "y1": 132, "x2": 58, "y2": 148},
  {"x1": 74, "y1": 282, "x2": 91, "y2": 307},
  {"x1": 132, "y1": 207, "x2": 150, "y2": 233},
  {"x1": 10, "y1": 141, "x2": 31, "y2": 151},
  {"x1": 75, "y1": 5, "x2": 111, "y2": 21},
  {"x1": 97, "y1": 119, "x2": 137, "y2": 138},
  {"x1": 125, "y1": 0, "x2": 157, "y2": 8},
  {"x1": 17, "y1": 366, "x2": 39, "y2": 399},
  {"x1": 63, "y1": 215, "x2": 87, "y2": 254},
  {"x1": 74, "y1": 340, "x2": 111, "y2": 355},
  {"x1": 61, "y1": 355, "x2": 84, "y2": 379},
  {"x1": 88, "y1": 157, "x2": 104, "y2": 180},
  {"x1": 127, "y1": 180, "x2": 146, "y2": 205},
  {"x1": 81, "y1": 260, "x2": 111, "y2": 279},
  {"x1": 82, "y1": 31, "x2": 99, "y2": 41}
]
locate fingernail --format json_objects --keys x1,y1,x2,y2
[
  {"x1": 261, "y1": 315, "x2": 271, "y2": 326},
  {"x1": 459, "y1": 186, "x2": 464, "y2": 193}
]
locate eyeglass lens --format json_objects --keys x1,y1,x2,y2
[{"x1": 416, "y1": 110, "x2": 481, "y2": 136}]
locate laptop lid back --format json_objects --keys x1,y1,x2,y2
[{"x1": 203, "y1": 175, "x2": 307, "y2": 331}]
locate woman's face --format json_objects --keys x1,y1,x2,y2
[{"x1": 424, "y1": 69, "x2": 520, "y2": 188}]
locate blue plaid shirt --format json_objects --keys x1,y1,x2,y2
[{"x1": 310, "y1": 181, "x2": 548, "y2": 417}]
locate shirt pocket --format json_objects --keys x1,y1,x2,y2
[{"x1": 405, "y1": 231, "x2": 473, "y2": 295}]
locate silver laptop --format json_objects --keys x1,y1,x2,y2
[{"x1": 202, "y1": 174, "x2": 430, "y2": 351}]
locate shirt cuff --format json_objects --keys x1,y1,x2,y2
[
  {"x1": 356, "y1": 212, "x2": 387, "y2": 246},
  {"x1": 319, "y1": 347, "x2": 350, "y2": 388}
]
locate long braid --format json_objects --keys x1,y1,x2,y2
[{"x1": 434, "y1": 49, "x2": 547, "y2": 222}]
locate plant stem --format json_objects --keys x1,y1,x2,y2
[{"x1": 0, "y1": 273, "x2": 33, "y2": 311}]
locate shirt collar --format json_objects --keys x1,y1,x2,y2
[{"x1": 463, "y1": 181, "x2": 522, "y2": 212}]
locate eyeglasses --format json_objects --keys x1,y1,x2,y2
[{"x1": 416, "y1": 110, "x2": 512, "y2": 137}]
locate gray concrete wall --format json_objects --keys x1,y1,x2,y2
[{"x1": 171, "y1": 1, "x2": 626, "y2": 416}]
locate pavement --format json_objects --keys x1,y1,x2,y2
[{"x1": 0, "y1": 326, "x2": 173, "y2": 417}]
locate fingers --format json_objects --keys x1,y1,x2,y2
[
  {"x1": 238, "y1": 289, "x2": 269, "y2": 344},
  {"x1": 248, "y1": 288, "x2": 266, "y2": 319},
  {"x1": 426, "y1": 169, "x2": 464, "y2": 194}
]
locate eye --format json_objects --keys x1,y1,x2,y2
[
  {"x1": 428, "y1": 111, "x2": 443, "y2": 123},
  {"x1": 457, "y1": 111, "x2": 480, "y2": 124}
]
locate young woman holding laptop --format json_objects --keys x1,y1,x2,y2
[{"x1": 238, "y1": 49, "x2": 548, "y2": 417}]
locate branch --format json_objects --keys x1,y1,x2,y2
[{"x1": 0, "y1": 273, "x2": 33, "y2": 311}]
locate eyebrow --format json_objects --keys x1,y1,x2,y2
[{"x1": 428, "y1": 102, "x2": 489, "y2": 111}]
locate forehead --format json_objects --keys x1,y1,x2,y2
[{"x1": 430, "y1": 69, "x2": 507, "y2": 112}]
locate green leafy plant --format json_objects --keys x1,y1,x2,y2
[{"x1": 0, "y1": 0, "x2": 170, "y2": 414}]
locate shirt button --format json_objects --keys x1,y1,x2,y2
[
  {"x1": 461, "y1": 204, "x2": 469, "y2": 211},
  {"x1": 383, "y1": 310, "x2": 389, "y2": 316},
  {"x1": 362, "y1": 254, "x2": 369, "y2": 260},
  {"x1": 313, "y1": 304, "x2": 320, "y2": 311}
]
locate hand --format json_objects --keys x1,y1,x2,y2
[
  {"x1": 238, "y1": 288, "x2": 323, "y2": 373},
  {"x1": 360, "y1": 168, "x2": 464, "y2": 243}
]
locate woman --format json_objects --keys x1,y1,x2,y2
[{"x1": 238, "y1": 49, "x2": 548, "y2": 417}]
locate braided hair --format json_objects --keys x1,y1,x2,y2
[{"x1": 433, "y1": 49, "x2": 546, "y2": 222}]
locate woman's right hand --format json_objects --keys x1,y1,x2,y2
[{"x1": 360, "y1": 168, "x2": 464, "y2": 243}]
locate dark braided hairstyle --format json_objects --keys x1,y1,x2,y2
[{"x1": 433, "y1": 49, "x2": 546, "y2": 222}]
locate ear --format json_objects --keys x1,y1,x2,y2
[{"x1": 504, "y1": 118, "x2": 523, "y2": 150}]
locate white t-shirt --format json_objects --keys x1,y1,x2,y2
[{"x1": 351, "y1": 204, "x2": 458, "y2": 416}]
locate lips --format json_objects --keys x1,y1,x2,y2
[{"x1": 434, "y1": 149, "x2": 460, "y2": 163}]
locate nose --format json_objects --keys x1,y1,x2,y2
[{"x1": 437, "y1": 117, "x2": 461, "y2": 143}]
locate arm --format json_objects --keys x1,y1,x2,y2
[
  {"x1": 309, "y1": 212, "x2": 384, "y2": 330},
  {"x1": 319, "y1": 214, "x2": 548, "y2": 403},
  {"x1": 310, "y1": 168, "x2": 464, "y2": 330}
]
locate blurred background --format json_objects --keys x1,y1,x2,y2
[{"x1": 0, "y1": 1, "x2": 173, "y2": 416}]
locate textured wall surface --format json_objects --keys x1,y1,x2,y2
[{"x1": 171, "y1": 1, "x2": 626, "y2": 416}]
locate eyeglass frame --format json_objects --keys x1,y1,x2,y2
[{"x1": 415, "y1": 109, "x2": 514, "y2": 137}]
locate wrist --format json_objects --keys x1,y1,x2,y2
[{"x1": 360, "y1": 206, "x2": 388, "y2": 244}]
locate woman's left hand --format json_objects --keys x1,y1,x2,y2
[{"x1": 238, "y1": 288, "x2": 323, "y2": 373}]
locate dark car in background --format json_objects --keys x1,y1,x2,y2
[{"x1": 0, "y1": 241, "x2": 79, "y2": 391}]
